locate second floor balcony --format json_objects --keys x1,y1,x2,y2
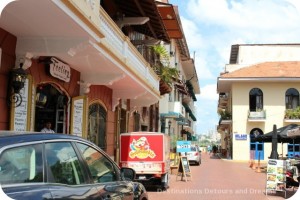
[{"x1": 248, "y1": 110, "x2": 266, "y2": 122}]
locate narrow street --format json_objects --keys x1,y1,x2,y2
[{"x1": 148, "y1": 153, "x2": 298, "y2": 200}]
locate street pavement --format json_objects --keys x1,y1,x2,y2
[{"x1": 147, "y1": 152, "x2": 299, "y2": 200}]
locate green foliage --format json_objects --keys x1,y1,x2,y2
[
  {"x1": 217, "y1": 109, "x2": 232, "y2": 120},
  {"x1": 151, "y1": 45, "x2": 179, "y2": 86},
  {"x1": 285, "y1": 107, "x2": 300, "y2": 119}
]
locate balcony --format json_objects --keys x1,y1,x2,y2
[
  {"x1": 218, "y1": 93, "x2": 229, "y2": 109},
  {"x1": 160, "y1": 101, "x2": 185, "y2": 118},
  {"x1": 284, "y1": 108, "x2": 300, "y2": 122},
  {"x1": 218, "y1": 109, "x2": 232, "y2": 125},
  {"x1": 248, "y1": 110, "x2": 266, "y2": 122},
  {"x1": 1, "y1": 0, "x2": 160, "y2": 107}
]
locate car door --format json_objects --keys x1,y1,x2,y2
[
  {"x1": 0, "y1": 143, "x2": 52, "y2": 200},
  {"x1": 75, "y1": 142, "x2": 134, "y2": 200},
  {"x1": 45, "y1": 142, "x2": 101, "y2": 200}
]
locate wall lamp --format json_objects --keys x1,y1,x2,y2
[{"x1": 8, "y1": 63, "x2": 27, "y2": 107}]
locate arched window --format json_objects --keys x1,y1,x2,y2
[
  {"x1": 88, "y1": 103, "x2": 107, "y2": 151},
  {"x1": 249, "y1": 88, "x2": 263, "y2": 112},
  {"x1": 250, "y1": 128, "x2": 263, "y2": 142},
  {"x1": 285, "y1": 88, "x2": 299, "y2": 109}
]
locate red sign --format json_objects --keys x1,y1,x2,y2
[{"x1": 120, "y1": 134, "x2": 164, "y2": 162}]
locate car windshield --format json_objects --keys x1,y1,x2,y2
[{"x1": 190, "y1": 146, "x2": 197, "y2": 151}]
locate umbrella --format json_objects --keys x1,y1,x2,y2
[
  {"x1": 270, "y1": 124, "x2": 279, "y2": 159},
  {"x1": 253, "y1": 124, "x2": 300, "y2": 143}
]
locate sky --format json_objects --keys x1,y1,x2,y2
[{"x1": 169, "y1": 0, "x2": 300, "y2": 135}]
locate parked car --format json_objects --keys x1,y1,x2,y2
[
  {"x1": 186, "y1": 145, "x2": 201, "y2": 165},
  {"x1": 0, "y1": 132, "x2": 148, "y2": 200}
]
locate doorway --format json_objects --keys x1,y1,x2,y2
[
  {"x1": 250, "y1": 128, "x2": 264, "y2": 160},
  {"x1": 35, "y1": 83, "x2": 68, "y2": 133}
]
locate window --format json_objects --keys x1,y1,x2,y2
[
  {"x1": 285, "y1": 88, "x2": 299, "y2": 109},
  {"x1": 249, "y1": 88, "x2": 263, "y2": 111},
  {"x1": 45, "y1": 142, "x2": 85, "y2": 185},
  {"x1": 76, "y1": 143, "x2": 118, "y2": 183},
  {"x1": 88, "y1": 103, "x2": 107, "y2": 151},
  {"x1": 0, "y1": 144, "x2": 43, "y2": 184}
]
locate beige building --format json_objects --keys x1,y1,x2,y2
[{"x1": 217, "y1": 44, "x2": 300, "y2": 161}]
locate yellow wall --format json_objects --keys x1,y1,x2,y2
[{"x1": 231, "y1": 82, "x2": 300, "y2": 160}]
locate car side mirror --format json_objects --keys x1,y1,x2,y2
[{"x1": 120, "y1": 167, "x2": 136, "y2": 181}]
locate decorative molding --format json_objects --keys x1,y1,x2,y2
[
  {"x1": 15, "y1": 53, "x2": 33, "y2": 70},
  {"x1": 112, "y1": 97, "x2": 120, "y2": 112},
  {"x1": 130, "y1": 106, "x2": 138, "y2": 117},
  {"x1": 77, "y1": 80, "x2": 91, "y2": 95}
]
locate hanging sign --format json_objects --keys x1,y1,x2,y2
[
  {"x1": 176, "y1": 141, "x2": 191, "y2": 153},
  {"x1": 49, "y1": 57, "x2": 71, "y2": 82}
]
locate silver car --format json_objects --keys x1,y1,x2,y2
[{"x1": 186, "y1": 145, "x2": 201, "y2": 165}]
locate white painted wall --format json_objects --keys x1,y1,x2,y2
[{"x1": 226, "y1": 45, "x2": 300, "y2": 73}]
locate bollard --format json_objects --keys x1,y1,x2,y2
[
  {"x1": 252, "y1": 159, "x2": 256, "y2": 170},
  {"x1": 256, "y1": 152, "x2": 261, "y2": 173}
]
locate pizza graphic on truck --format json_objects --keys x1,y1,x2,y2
[{"x1": 129, "y1": 136, "x2": 156, "y2": 159}]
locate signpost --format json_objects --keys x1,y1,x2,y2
[{"x1": 176, "y1": 156, "x2": 192, "y2": 182}]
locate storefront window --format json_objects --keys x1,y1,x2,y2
[
  {"x1": 35, "y1": 83, "x2": 67, "y2": 133},
  {"x1": 88, "y1": 103, "x2": 107, "y2": 151}
]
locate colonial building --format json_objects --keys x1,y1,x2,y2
[
  {"x1": 217, "y1": 44, "x2": 300, "y2": 161},
  {"x1": 0, "y1": 0, "x2": 199, "y2": 161}
]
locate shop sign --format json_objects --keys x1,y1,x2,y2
[
  {"x1": 235, "y1": 134, "x2": 247, "y2": 140},
  {"x1": 14, "y1": 79, "x2": 29, "y2": 131},
  {"x1": 176, "y1": 140, "x2": 191, "y2": 153},
  {"x1": 72, "y1": 98, "x2": 84, "y2": 137},
  {"x1": 266, "y1": 159, "x2": 286, "y2": 195},
  {"x1": 49, "y1": 57, "x2": 71, "y2": 82}
]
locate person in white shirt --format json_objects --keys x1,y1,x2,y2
[{"x1": 41, "y1": 121, "x2": 55, "y2": 133}]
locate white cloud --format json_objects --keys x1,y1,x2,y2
[
  {"x1": 198, "y1": 84, "x2": 218, "y2": 101},
  {"x1": 171, "y1": 0, "x2": 300, "y2": 134}
]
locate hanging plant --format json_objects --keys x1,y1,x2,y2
[{"x1": 151, "y1": 45, "x2": 179, "y2": 86}]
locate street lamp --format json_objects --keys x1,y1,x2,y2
[{"x1": 168, "y1": 120, "x2": 172, "y2": 135}]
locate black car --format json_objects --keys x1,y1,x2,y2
[{"x1": 0, "y1": 132, "x2": 148, "y2": 200}]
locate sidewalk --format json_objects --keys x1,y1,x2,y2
[{"x1": 147, "y1": 152, "x2": 299, "y2": 200}]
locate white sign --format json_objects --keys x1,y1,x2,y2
[
  {"x1": 49, "y1": 57, "x2": 71, "y2": 82},
  {"x1": 14, "y1": 79, "x2": 29, "y2": 131},
  {"x1": 72, "y1": 98, "x2": 83, "y2": 137}
]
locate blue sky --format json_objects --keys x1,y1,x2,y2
[{"x1": 169, "y1": 0, "x2": 300, "y2": 135}]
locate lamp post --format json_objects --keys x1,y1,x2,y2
[{"x1": 168, "y1": 120, "x2": 171, "y2": 135}]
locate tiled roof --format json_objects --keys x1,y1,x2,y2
[{"x1": 221, "y1": 61, "x2": 300, "y2": 78}]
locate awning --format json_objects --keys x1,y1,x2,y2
[
  {"x1": 160, "y1": 112, "x2": 183, "y2": 118},
  {"x1": 115, "y1": 0, "x2": 170, "y2": 42},
  {"x1": 182, "y1": 102, "x2": 197, "y2": 121},
  {"x1": 156, "y1": 2, "x2": 183, "y2": 39},
  {"x1": 287, "y1": 127, "x2": 300, "y2": 137}
]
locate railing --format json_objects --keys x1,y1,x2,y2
[
  {"x1": 248, "y1": 110, "x2": 266, "y2": 120},
  {"x1": 98, "y1": 6, "x2": 159, "y2": 91},
  {"x1": 169, "y1": 101, "x2": 185, "y2": 117}
]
